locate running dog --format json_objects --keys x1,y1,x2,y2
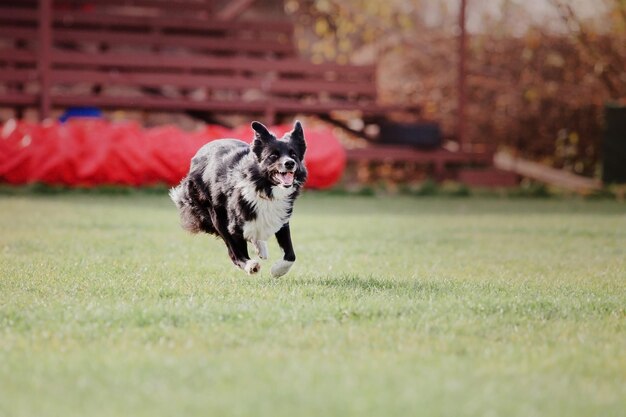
[{"x1": 170, "y1": 121, "x2": 307, "y2": 277}]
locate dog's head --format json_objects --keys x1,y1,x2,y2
[{"x1": 250, "y1": 120, "x2": 307, "y2": 189}]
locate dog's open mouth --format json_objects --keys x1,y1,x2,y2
[{"x1": 274, "y1": 171, "x2": 295, "y2": 187}]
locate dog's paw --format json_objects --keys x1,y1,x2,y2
[
  {"x1": 270, "y1": 260, "x2": 294, "y2": 278},
  {"x1": 254, "y1": 241, "x2": 269, "y2": 260},
  {"x1": 244, "y1": 259, "x2": 261, "y2": 275}
]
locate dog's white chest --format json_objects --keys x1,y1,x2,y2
[{"x1": 241, "y1": 185, "x2": 294, "y2": 241}]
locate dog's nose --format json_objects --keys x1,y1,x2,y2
[{"x1": 284, "y1": 160, "x2": 295, "y2": 170}]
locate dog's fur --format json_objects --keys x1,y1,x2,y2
[{"x1": 169, "y1": 121, "x2": 307, "y2": 277}]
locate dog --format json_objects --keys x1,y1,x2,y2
[{"x1": 169, "y1": 120, "x2": 307, "y2": 277}]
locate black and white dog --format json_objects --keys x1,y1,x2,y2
[{"x1": 170, "y1": 121, "x2": 307, "y2": 277}]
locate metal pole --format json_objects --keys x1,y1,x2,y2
[
  {"x1": 457, "y1": 0, "x2": 467, "y2": 148},
  {"x1": 38, "y1": 0, "x2": 52, "y2": 120}
]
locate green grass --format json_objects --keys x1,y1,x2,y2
[{"x1": 0, "y1": 192, "x2": 625, "y2": 417}]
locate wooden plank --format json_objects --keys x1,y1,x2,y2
[
  {"x1": 38, "y1": 0, "x2": 52, "y2": 119},
  {"x1": 0, "y1": 0, "x2": 37, "y2": 6},
  {"x1": 271, "y1": 79, "x2": 376, "y2": 96},
  {"x1": 39, "y1": 92, "x2": 419, "y2": 124},
  {"x1": 0, "y1": 93, "x2": 37, "y2": 105},
  {"x1": 52, "y1": 51, "x2": 373, "y2": 78},
  {"x1": 457, "y1": 0, "x2": 467, "y2": 146},
  {"x1": 0, "y1": 7, "x2": 293, "y2": 35},
  {"x1": 0, "y1": 0, "x2": 211, "y2": 8},
  {"x1": 458, "y1": 168, "x2": 519, "y2": 187},
  {"x1": 49, "y1": 93, "x2": 405, "y2": 116},
  {"x1": 346, "y1": 146, "x2": 491, "y2": 164},
  {"x1": 493, "y1": 152, "x2": 602, "y2": 193},
  {"x1": 271, "y1": 101, "x2": 421, "y2": 115},
  {"x1": 51, "y1": 13, "x2": 293, "y2": 35},
  {"x1": 0, "y1": 68, "x2": 38, "y2": 82},
  {"x1": 0, "y1": 49, "x2": 37, "y2": 64},
  {"x1": 51, "y1": 94, "x2": 270, "y2": 112},
  {"x1": 0, "y1": 26, "x2": 37, "y2": 40},
  {"x1": 53, "y1": 0, "x2": 215, "y2": 12},
  {"x1": 51, "y1": 29, "x2": 294, "y2": 55},
  {"x1": 50, "y1": 69, "x2": 263, "y2": 89},
  {"x1": 49, "y1": 68, "x2": 375, "y2": 98},
  {"x1": 0, "y1": 8, "x2": 37, "y2": 23},
  {"x1": 0, "y1": 8, "x2": 294, "y2": 60}
]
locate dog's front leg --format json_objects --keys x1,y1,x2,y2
[{"x1": 271, "y1": 223, "x2": 296, "y2": 278}]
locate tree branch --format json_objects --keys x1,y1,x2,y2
[{"x1": 550, "y1": 0, "x2": 624, "y2": 98}]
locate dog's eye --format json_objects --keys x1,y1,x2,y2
[
  {"x1": 289, "y1": 151, "x2": 297, "y2": 159},
  {"x1": 268, "y1": 153, "x2": 279, "y2": 161}
]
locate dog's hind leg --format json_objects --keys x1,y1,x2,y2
[
  {"x1": 271, "y1": 223, "x2": 295, "y2": 278},
  {"x1": 253, "y1": 241, "x2": 269, "y2": 260},
  {"x1": 227, "y1": 235, "x2": 260, "y2": 275},
  {"x1": 211, "y1": 207, "x2": 260, "y2": 275}
]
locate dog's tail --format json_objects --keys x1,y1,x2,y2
[
  {"x1": 169, "y1": 183, "x2": 185, "y2": 209},
  {"x1": 169, "y1": 180, "x2": 202, "y2": 234}
]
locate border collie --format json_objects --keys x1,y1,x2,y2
[{"x1": 169, "y1": 121, "x2": 307, "y2": 277}]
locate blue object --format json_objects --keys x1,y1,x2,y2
[{"x1": 59, "y1": 107, "x2": 103, "y2": 123}]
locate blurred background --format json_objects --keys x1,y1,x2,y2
[{"x1": 0, "y1": 0, "x2": 625, "y2": 194}]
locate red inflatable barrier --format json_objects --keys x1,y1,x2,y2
[{"x1": 0, "y1": 120, "x2": 346, "y2": 189}]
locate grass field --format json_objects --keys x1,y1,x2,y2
[{"x1": 0, "y1": 192, "x2": 625, "y2": 417}]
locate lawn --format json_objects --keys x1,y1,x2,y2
[{"x1": 0, "y1": 192, "x2": 624, "y2": 417}]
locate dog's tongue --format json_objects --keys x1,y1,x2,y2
[{"x1": 278, "y1": 172, "x2": 294, "y2": 186}]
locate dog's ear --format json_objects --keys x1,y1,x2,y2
[
  {"x1": 251, "y1": 121, "x2": 272, "y2": 143},
  {"x1": 251, "y1": 121, "x2": 273, "y2": 160},
  {"x1": 290, "y1": 120, "x2": 306, "y2": 159}
]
